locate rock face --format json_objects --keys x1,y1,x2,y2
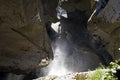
[
  {"x1": 0, "y1": 0, "x2": 53, "y2": 74},
  {"x1": 0, "y1": 0, "x2": 98, "y2": 75},
  {"x1": 88, "y1": 0, "x2": 120, "y2": 61}
]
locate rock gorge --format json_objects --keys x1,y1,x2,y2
[{"x1": 0, "y1": 0, "x2": 120, "y2": 80}]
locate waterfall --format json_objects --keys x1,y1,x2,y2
[
  {"x1": 45, "y1": 1, "x2": 71, "y2": 76},
  {"x1": 48, "y1": 38, "x2": 72, "y2": 76},
  {"x1": 48, "y1": 44, "x2": 68, "y2": 76},
  {"x1": 40, "y1": 22, "x2": 72, "y2": 76},
  {"x1": 39, "y1": 39, "x2": 73, "y2": 76}
]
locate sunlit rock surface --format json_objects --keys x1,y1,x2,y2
[
  {"x1": 34, "y1": 72, "x2": 89, "y2": 80},
  {"x1": 34, "y1": 69, "x2": 117, "y2": 80},
  {"x1": 34, "y1": 64, "x2": 120, "y2": 80}
]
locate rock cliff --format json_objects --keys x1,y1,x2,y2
[
  {"x1": 0, "y1": 0, "x2": 53, "y2": 74},
  {"x1": 88, "y1": 0, "x2": 120, "y2": 61}
]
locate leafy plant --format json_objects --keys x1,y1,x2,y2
[
  {"x1": 88, "y1": 69, "x2": 105, "y2": 80},
  {"x1": 88, "y1": 62, "x2": 120, "y2": 80}
]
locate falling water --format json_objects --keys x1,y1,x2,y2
[
  {"x1": 48, "y1": 41, "x2": 70, "y2": 76},
  {"x1": 45, "y1": 1, "x2": 72, "y2": 76},
  {"x1": 40, "y1": 21, "x2": 72, "y2": 76},
  {"x1": 48, "y1": 22, "x2": 71, "y2": 76}
]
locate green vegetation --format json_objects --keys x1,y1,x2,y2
[
  {"x1": 88, "y1": 61, "x2": 120, "y2": 80},
  {"x1": 72, "y1": 62, "x2": 120, "y2": 80},
  {"x1": 88, "y1": 69, "x2": 105, "y2": 80}
]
